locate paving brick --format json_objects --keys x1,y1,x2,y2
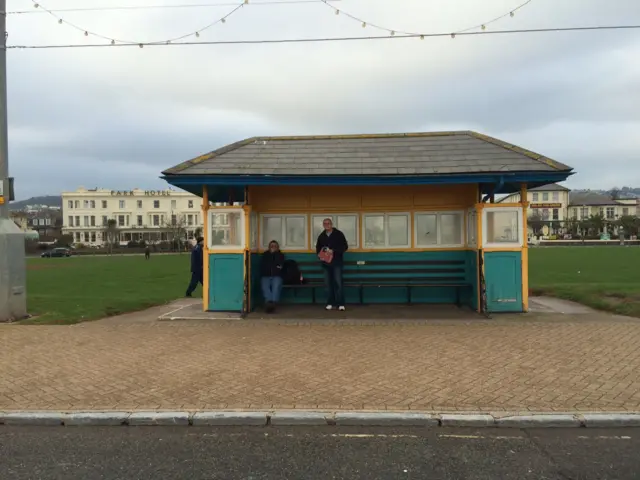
[{"x1": 1, "y1": 313, "x2": 640, "y2": 413}]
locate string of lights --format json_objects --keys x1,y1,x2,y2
[
  {"x1": 28, "y1": 0, "x2": 247, "y2": 45},
  {"x1": 9, "y1": 0, "x2": 338, "y2": 15},
  {"x1": 8, "y1": 25, "x2": 640, "y2": 49},
  {"x1": 321, "y1": 0, "x2": 533, "y2": 37}
]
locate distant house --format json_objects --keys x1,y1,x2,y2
[{"x1": 568, "y1": 191, "x2": 632, "y2": 221}]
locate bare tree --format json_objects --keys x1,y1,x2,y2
[
  {"x1": 163, "y1": 213, "x2": 188, "y2": 252},
  {"x1": 103, "y1": 218, "x2": 119, "y2": 255}
]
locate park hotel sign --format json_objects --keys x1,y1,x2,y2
[{"x1": 110, "y1": 190, "x2": 171, "y2": 196}]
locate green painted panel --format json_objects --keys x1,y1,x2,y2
[
  {"x1": 208, "y1": 254, "x2": 244, "y2": 312},
  {"x1": 484, "y1": 251, "x2": 523, "y2": 313}
]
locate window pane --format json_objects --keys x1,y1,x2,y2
[
  {"x1": 440, "y1": 213, "x2": 463, "y2": 245},
  {"x1": 263, "y1": 216, "x2": 283, "y2": 246},
  {"x1": 486, "y1": 211, "x2": 520, "y2": 243},
  {"x1": 285, "y1": 216, "x2": 306, "y2": 248},
  {"x1": 336, "y1": 215, "x2": 357, "y2": 247},
  {"x1": 364, "y1": 215, "x2": 385, "y2": 247},
  {"x1": 388, "y1": 215, "x2": 409, "y2": 246},
  {"x1": 467, "y1": 211, "x2": 477, "y2": 246},
  {"x1": 313, "y1": 216, "x2": 330, "y2": 242},
  {"x1": 415, "y1": 214, "x2": 437, "y2": 246},
  {"x1": 211, "y1": 211, "x2": 243, "y2": 246}
]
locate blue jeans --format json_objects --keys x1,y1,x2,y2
[
  {"x1": 261, "y1": 276, "x2": 283, "y2": 303},
  {"x1": 322, "y1": 264, "x2": 344, "y2": 306}
]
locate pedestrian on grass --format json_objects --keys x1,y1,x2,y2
[
  {"x1": 315, "y1": 218, "x2": 348, "y2": 311},
  {"x1": 144, "y1": 245, "x2": 150, "y2": 260},
  {"x1": 185, "y1": 237, "x2": 204, "y2": 297},
  {"x1": 260, "y1": 240, "x2": 285, "y2": 313}
]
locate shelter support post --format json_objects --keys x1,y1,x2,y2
[{"x1": 520, "y1": 183, "x2": 529, "y2": 312}]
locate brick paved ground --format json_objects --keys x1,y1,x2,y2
[{"x1": 2, "y1": 311, "x2": 640, "y2": 412}]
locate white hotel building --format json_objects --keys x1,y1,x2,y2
[{"x1": 61, "y1": 187, "x2": 205, "y2": 246}]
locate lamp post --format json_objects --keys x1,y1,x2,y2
[{"x1": 0, "y1": 2, "x2": 27, "y2": 322}]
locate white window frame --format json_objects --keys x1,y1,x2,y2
[
  {"x1": 259, "y1": 214, "x2": 308, "y2": 250},
  {"x1": 362, "y1": 212, "x2": 411, "y2": 249},
  {"x1": 209, "y1": 208, "x2": 246, "y2": 250},
  {"x1": 482, "y1": 206, "x2": 524, "y2": 248},
  {"x1": 311, "y1": 214, "x2": 359, "y2": 249},
  {"x1": 414, "y1": 210, "x2": 465, "y2": 248},
  {"x1": 467, "y1": 209, "x2": 477, "y2": 248}
]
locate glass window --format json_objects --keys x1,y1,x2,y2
[
  {"x1": 552, "y1": 192, "x2": 559, "y2": 201},
  {"x1": 68, "y1": 200, "x2": 73, "y2": 209},
  {"x1": 188, "y1": 200, "x2": 194, "y2": 208},
  {"x1": 542, "y1": 193, "x2": 549, "y2": 201},
  {"x1": 260, "y1": 214, "x2": 307, "y2": 249},
  {"x1": 415, "y1": 212, "x2": 464, "y2": 247},
  {"x1": 485, "y1": 209, "x2": 521, "y2": 245},
  {"x1": 250, "y1": 212, "x2": 258, "y2": 250},
  {"x1": 606, "y1": 207, "x2": 615, "y2": 219},
  {"x1": 137, "y1": 215, "x2": 143, "y2": 226},
  {"x1": 102, "y1": 200, "x2": 107, "y2": 209},
  {"x1": 467, "y1": 210, "x2": 477, "y2": 247},
  {"x1": 532, "y1": 193, "x2": 539, "y2": 201},
  {"x1": 137, "y1": 200, "x2": 143, "y2": 209},
  {"x1": 119, "y1": 200, "x2": 125, "y2": 209},
  {"x1": 153, "y1": 200, "x2": 160, "y2": 209},
  {"x1": 363, "y1": 215, "x2": 385, "y2": 248},
  {"x1": 552, "y1": 209, "x2": 559, "y2": 220},
  {"x1": 363, "y1": 214, "x2": 410, "y2": 248},
  {"x1": 210, "y1": 210, "x2": 244, "y2": 248},
  {"x1": 68, "y1": 216, "x2": 73, "y2": 227},
  {"x1": 623, "y1": 207, "x2": 629, "y2": 216},
  {"x1": 312, "y1": 214, "x2": 358, "y2": 248},
  {"x1": 263, "y1": 216, "x2": 282, "y2": 246}
]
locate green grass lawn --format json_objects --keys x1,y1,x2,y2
[
  {"x1": 25, "y1": 254, "x2": 198, "y2": 324},
  {"x1": 529, "y1": 247, "x2": 640, "y2": 318}
]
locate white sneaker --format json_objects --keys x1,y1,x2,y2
[
  {"x1": 338, "y1": 306, "x2": 346, "y2": 311},
  {"x1": 325, "y1": 305, "x2": 333, "y2": 310}
]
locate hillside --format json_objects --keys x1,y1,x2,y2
[{"x1": 9, "y1": 195, "x2": 62, "y2": 210}]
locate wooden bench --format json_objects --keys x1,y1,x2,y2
[{"x1": 283, "y1": 259, "x2": 473, "y2": 307}]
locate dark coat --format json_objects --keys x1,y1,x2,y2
[
  {"x1": 190, "y1": 244, "x2": 204, "y2": 273},
  {"x1": 260, "y1": 251, "x2": 285, "y2": 277},
  {"x1": 315, "y1": 228, "x2": 348, "y2": 265}
]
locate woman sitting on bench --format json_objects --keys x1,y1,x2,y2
[{"x1": 260, "y1": 240, "x2": 285, "y2": 313}]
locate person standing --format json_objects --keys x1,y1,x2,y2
[
  {"x1": 260, "y1": 240, "x2": 285, "y2": 313},
  {"x1": 185, "y1": 237, "x2": 204, "y2": 297},
  {"x1": 144, "y1": 245, "x2": 150, "y2": 260},
  {"x1": 315, "y1": 218, "x2": 348, "y2": 311}
]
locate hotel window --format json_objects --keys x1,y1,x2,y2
[
  {"x1": 211, "y1": 210, "x2": 245, "y2": 248},
  {"x1": 606, "y1": 207, "x2": 615, "y2": 219},
  {"x1": 90, "y1": 200, "x2": 96, "y2": 208},
  {"x1": 171, "y1": 214, "x2": 177, "y2": 225},
  {"x1": 542, "y1": 193, "x2": 549, "y2": 201},
  {"x1": 153, "y1": 200, "x2": 160, "y2": 209},
  {"x1": 153, "y1": 215, "x2": 160, "y2": 226},
  {"x1": 188, "y1": 200, "x2": 194, "y2": 208},
  {"x1": 541, "y1": 209, "x2": 550, "y2": 220},
  {"x1": 571, "y1": 209, "x2": 578, "y2": 220},
  {"x1": 312, "y1": 214, "x2": 359, "y2": 248},
  {"x1": 84, "y1": 200, "x2": 89, "y2": 208},
  {"x1": 102, "y1": 200, "x2": 108, "y2": 209},
  {"x1": 137, "y1": 215, "x2": 143, "y2": 226},
  {"x1": 552, "y1": 209, "x2": 559, "y2": 221},
  {"x1": 171, "y1": 200, "x2": 177, "y2": 210},
  {"x1": 68, "y1": 216, "x2": 74, "y2": 227},
  {"x1": 74, "y1": 200, "x2": 79, "y2": 208},
  {"x1": 118, "y1": 215, "x2": 126, "y2": 227},
  {"x1": 363, "y1": 213, "x2": 410, "y2": 249},
  {"x1": 532, "y1": 193, "x2": 539, "y2": 201},
  {"x1": 75, "y1": 232, "x2": 81, "y2": 242},
  {"x1": 581, "y1": 207, "x2": 589, "y2": 219},
  {"x1": 90, "y1": 216, "x2": 96, "y2": 226},
  {"x1": 483, "y1": 207, "x2": 522, "y2": 247},
  {"x1": 467, "y1": 210, "x2": 477, "y2": 247},
  {"x1": 414, "y1": 211, "x2": 464, "y2": 247},
  {"x1": 91, "y1": 233, "x2": 96, "y2": 243},
  {"x1": 260, "y1": 214, "x2": 307, "y2": 249},
  {"x1": 84, "y1": 232, "x2": 90, "y2": 242},
  {"x1": 102, "y1": 216, "x2": 108, "y2": 226},
  {"x1": 187, "y1": 214, "x2": 194, "y2": 226},
  {"x1": 83, "y1": 216, "x2": 89, "y2": 227},
  {"x1": 623, "y1": 207, "x2": 629, "y2": 216},
  {"x1": 552, "y1": 192, "x2": 559, "y2": 202},
  {"x1": 137, "y1": 200, "x2": 143, "y2": 209},
  {"x1": 75, "y1": 215, "x2": 80, "y2": 226},
  {"x1": 119, "y1": 200, "x2": 125, "y2": 209},
  {"x1": 68, "y1": 200, "x2": 73, "y2": 209}
]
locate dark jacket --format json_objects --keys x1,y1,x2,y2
[
  {"x1": 315, "y1": 228, "x2": 348, "y2": 265},
  {"x1": 190, "y1": 244, "x2": 204, "y2": 273},
  {"x1": 261, "y1": 251, "x2": 285, "y2": 277}
]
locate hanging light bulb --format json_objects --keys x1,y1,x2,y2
[
  {"x1": 451, "y1": 33, "x2": 456, "y2": 39},
  {"x1": 34, "y1": 3, "x2": 39, "y2": 8},
  {"x1": 84, "y1": 31, "x2": 89, "y2": 36},
  {"x1": 390, "y1": 30, "x2": 395, "y2": 36},
  {"x1": 111, "y1": 39, "x2": 115, "y2": 45},
  {"x1": 362, "y1": 21, "x2": 366, "y2": 28},
  {"x1": 221, "y1": 17, "x2": 226, "y2": 23},
  {"x1": 335, "y1": 9, "x2": 339, "y2": 15},
  {"x1": 58, "y1": 19, "x2": 62, "y2": 24},
  {"x1": 195, "y1": 31, "x2": 200, "y2": 37},
  {"x1": 510, "y1": 11, "x2": 515, "y2": 17},
  {"x1": 481, "y1": 24, "x2": 486, "y2": 30},
  {"x1": 139, "y1": 43, "x2": 144, "y2": 48},
  {"x1": 420, "y1": 35, "x2": 424, "y2": 40}
]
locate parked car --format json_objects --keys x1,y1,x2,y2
[{"x1": 41, "y1": 248, "x2": 71, "y2": 258}]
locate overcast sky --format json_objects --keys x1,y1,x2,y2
[{"x1": 7, "y1": 0, "x2": 640, "y2": 199}]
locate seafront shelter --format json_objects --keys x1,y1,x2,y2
[{"x1": 162, "y1": 131, "x2": 574, "y2": 315}]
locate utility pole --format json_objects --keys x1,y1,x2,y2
[{"x1": 0, "y1": 0, "x2": 27, "y2": 322}]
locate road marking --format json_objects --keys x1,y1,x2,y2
[
  {"x1": 577, "y1": 436, "x2": 631, "y2": 440},
  {"x1": 330, "y1": 434, "x2": 419, "y2": 438},
  {"x1": 438, "y1": 434, "x2": 525, "y2": 440}
]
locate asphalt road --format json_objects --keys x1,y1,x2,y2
[{"x1": 1, "y1": 426, "x2": 638, "y2": 479}]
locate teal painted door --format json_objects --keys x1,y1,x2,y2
[
  {"x1": 209, "y1": 254, "x2": 244, "y2": 312},
  {"x1": 484, "y1": 252, "x2": 523, "y2": 313}
]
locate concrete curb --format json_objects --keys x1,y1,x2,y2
[{"x1": 1, "y1": 411, "x2": 640, "y2": 428}]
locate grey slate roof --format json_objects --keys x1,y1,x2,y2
[
  {"x1": 529, "y1": 183, "x2": 571, "y2": 192},
  {"x1": 569, "y1": 192, "x2": 621, "y2": 206},
  {"x1": 163, "y1": 131, "x2": 572, "y2": 176}
]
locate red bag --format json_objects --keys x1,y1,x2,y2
[{"x1": 318, "y1": 247, "x2": 333, "y2": 264}]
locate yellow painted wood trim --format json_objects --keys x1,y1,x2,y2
[
  {"x1": 257, "y1": 207, "x2": 473, "y2": 214},
  {"x1": 481, "y1": 203, "x2": 522, "y2": 208},
  {"x1": 202, "y1": 186, "x2": 210, "y2": 311},
  {"x1": 483, "y1": 247, "x2": 523, "y2": 252},
  {"x1": 475, "y1": 203, "x2": 483, "y2": 313},
  {"x1": 207, "y1": 249, "x2": 246, "y2": 254},
  {"x1": 520, "y1": 183, "x2": 529, "y2": 312}
]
